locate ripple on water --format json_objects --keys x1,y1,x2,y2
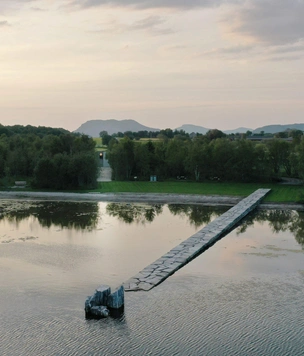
[{"x1": 2, "y1": 273, "x2": 304, "y2": 356}]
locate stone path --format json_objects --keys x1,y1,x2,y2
[
  {"x1": 123, "y1": 188, "x2": 270, "y2": 292},
  {"x1": 97, "y1": 167, "x2": 112, "y2": 182}
]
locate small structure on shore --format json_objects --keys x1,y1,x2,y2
[
  {"x1": 85, "y1": 285, "x2": 124, "y2": 319},
  {"x1": 14, "y1": 181, "x2": 27, "y2": 188}
]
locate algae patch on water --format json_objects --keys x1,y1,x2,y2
[
  {"x1": 242, "y1": 252, "x2": 286, "y2": 258},
  {"x1": 241, "y1": 243, "x2": 303, "y2": 258},
  {"x1": 264, "y1": 244, "x2": 304, "y2": 254}
]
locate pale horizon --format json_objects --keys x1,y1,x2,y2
[{"x1": 1, "y1": 0, "x2": 303, "y2": 132}]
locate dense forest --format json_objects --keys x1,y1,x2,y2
[
  {"x1": 0, "y1": 124, "x2": 98, "y2": 189},
  {"x1": 2, "y1": 123, "x2": 304, "y2": 189},
  {"x1": 106, "y1": 128, "x2": 304, "y2": 182}
]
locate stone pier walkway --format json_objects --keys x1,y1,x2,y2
[{"x1": 123, "y1": 188, "x2": 270, "y2": 292}]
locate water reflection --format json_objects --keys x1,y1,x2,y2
[
  {"x1": 1, "y1": 200, "x2": 304, "y2": 248},
  {"x1": 106, "y1": 203, "x2": 163, "y2": 224},
  {"x1": 0, "y1": 201, "x2": 99, "y2": 230},
  {"x1": 237, "y1": 210, "x2": 304, "y2": 247},
  {"x1": 168, "y1": 205, "x2": 225, "y2": 228},
  {"x1": 106, "y1": 203, "x2": 225, "y2": 227}
]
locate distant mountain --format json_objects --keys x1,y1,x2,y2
[
  {"x1": 177, "y1": 123, "x2": 304, "y2": 135},
  {"x1": 224, "y1": 127, "x2": 252, "y2": 134},
  {"x1": 175, "y1": 124, "x2": 252, "y2": 135},
  {"x1": 74, "y1": 119, "x2": 160, "y2": 136},
  {"x1": 253, "y1": 124, "x2": 304, "y2": 134},
  {"x1": 174, "y1": 124, "x2": 210, "y2": 135},
  {"x1": 74, "y1": 119, "x2": 304, "y2": 137}
]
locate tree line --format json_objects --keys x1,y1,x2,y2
[
  {"x1": 100, "y1": 127, "x2": 303, "y2": 144},
  {"x1": 100, "y1": 128, "x2": 192, "y2": 145},
  {"x1": 107, "y1": 130, "x2": 304, "y2": 182},
  {"x1": 0, "y1": 125, "x2": 98, "y2": 189}
]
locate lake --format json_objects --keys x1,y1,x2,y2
[{"x1": 0, "y1": 200, "x2": 303, "y2": 355}]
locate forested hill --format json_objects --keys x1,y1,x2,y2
[
  {"x1": 0, "y1": 124, "x2": 98, "y2": 190},
  {"x1": 0, "y1": 124, "x2": 69, "y2": 137},
  {"x1": 74, "y1": 119, "x2": 159, "y2": 136}
]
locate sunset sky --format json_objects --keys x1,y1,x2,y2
[{"x1": 1, "y1": 0, "x2": 303, "y2": 131}]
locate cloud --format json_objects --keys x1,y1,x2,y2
[
  {"x1": 267, "y1": 55, "x2": 303, "y2": 62},
  {"x1": 0, "y1": 0, "x2": 36, "y2": 13},
  {"x1": 202, "y1": 44, "x2": 254, "y2": 58},
  {"x1": 226, "y1": 0, "x2": 304, "y2": 45},
  {"x1": 128, "y1": 15, "x2": 164, "y2": 30},
  {"x1": 270, "y1": 43, "x2": 304, "y2": 54},
  {"x1": 91, "y1": 15, "x2": 174, "y2": 36},
  {"x1": 128, "y1": 15, "x2": 173, "y2": 35},
  {"x1": 0, "y1": 20, "x2": 11, "y2": 27},
  {"x1": 201, "y1": 42, "x2": 304, "y2": 62},
  {"x1": 67, "y1": 0, "x2": 236, "y2": 10},
  {"x1": 30, "y1": 7, "x2": 46, "y2": 12}
]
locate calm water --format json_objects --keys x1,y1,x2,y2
[{"x1": 0, "y1": 201, "x2": 303, "y2": 356}]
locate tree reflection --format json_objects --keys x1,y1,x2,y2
[
  {"x1": 168, "y1": 204, "x2": 225, "y2": 228},
  {"x1": 237, "y1": 209, "x2": 304, "y2": 248},
  {"x1": 106, "y1": 203, "x2": 226, "y2": 227},
  {"x1": 106, "y1": 203, "x2": 163, "y2": 224},
  {"x1": 0, "y1": 201, "x2": 99, "y2": 230},
  {"x1": 2, "y1": 200, "x2": 304, "y2": 247},
  {"x1": 290, "y1": 211, "x2": 304, "y2": 247}
]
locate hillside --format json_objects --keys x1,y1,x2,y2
[
  {"x1": 74, "y1": 119, "x2": 159, "y2": 136},
  {"x1": 175, "y1": 124, "x2": 209, "y2": 134},
  {"x1": 224, "y1": 127, "x2": 252, "y2": 134},
  {"x1": 253, "y1": 124, "x2": 304, "y2": 134}
]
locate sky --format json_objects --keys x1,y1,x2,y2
[{"x1": 0, "y1": 0, "x2": 304, "y2": 132}]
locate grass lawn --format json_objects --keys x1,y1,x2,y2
[
  {"x1": 90, "y1": 181, "x2": 304, "y2": 203},
  {"x1": 93, "y1": 137, "x2": 107, "y2": 151},
  {"x1": 138, "y1": 138, "x2": 160, "y2": 142}
]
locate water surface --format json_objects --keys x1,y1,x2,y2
[{"x1": 0, "y1": 201, "x2": 303, "y2": 355}]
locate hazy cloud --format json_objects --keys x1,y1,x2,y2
[
  {"x1": 270, "y1": 43, "x2": 304, "y2": 54},
  {"x1": 0, "y1": 20, "x2": 11, "y2": 27},
  {"x1": 129, "y1": 15, "x2": 165, "y2": 30},
  {"x1": 68, "y1": 0, "x2": 237, "y2": 10},
  {"x1": 227, "y1": 0, "x2": 304, "y2": 45},
  {"x1": 202, "y1": 44, "x2": 254, "y2": 58},
  {"x1": 202, "y1": 42, "x2": 304, "y2": 62},
  {"x1": 30, "y1": 7, "x2": 46, "y2": 12},
  {"x1": 128, "y1": 15, "x2": 173, "y2": 35},
  {"x1": 214, "y1": 44, "x2": 253, "y2": 54},
  {"x1": 91, "y1": 15, "x2": 174, "y2": 36},
  {"x1": 267, "y1": 55, "x2": 303, "y2": 62},
  {"x1": 0, "y1": 0, "x2": 36, "y2": 13}
]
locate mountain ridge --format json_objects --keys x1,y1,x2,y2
[
  {"x1": 74, "y1": 119, "x2": 159, "y2": 136},
  {"x1": 74, "y1": 119, "x2": 304, "y2": 136}
]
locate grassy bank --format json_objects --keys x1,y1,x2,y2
[{"x1": 91, "y1": 181, "x2": 304, "y2": 203}]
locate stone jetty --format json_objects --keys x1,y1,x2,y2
[{"x1": 123, "y1": 189, "x2": 270, "y2": 292}]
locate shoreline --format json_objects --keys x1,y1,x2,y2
[{"x1": 0, "y1": 191, "x2": 303, "y2": 210}]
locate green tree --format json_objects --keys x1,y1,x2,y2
[
  {"x1": 185, "y1": 138, "x2": 209, "y2": 181},
  {"x1": 107, "y1": 137, "x2": 135, "y2": 180},
  {"x1": 267, "y1": 139, "x2": 292, "y2": 177},
  {"x1": 206, "y1": 129, "x2": 226, "y2": 141},
  {"x1": 165, "y1": 138, "x2": 187, "y2": 178},
  {"x1": 209, "y1": 138, "x2": 233, "y2": 180},
  {"x1": 133, "y1": 143, "x2": 150, "y2": 179}
]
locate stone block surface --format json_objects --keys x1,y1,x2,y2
[
  {"x1": 91, "y1": 285, "x2": 111, "y2": 306},
  {"x1": 123, "y1": 188, "x2": 270, "y2": 292},
  {"x1": 107, "y1": 285, "x2": 124, "y2": 309}
]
